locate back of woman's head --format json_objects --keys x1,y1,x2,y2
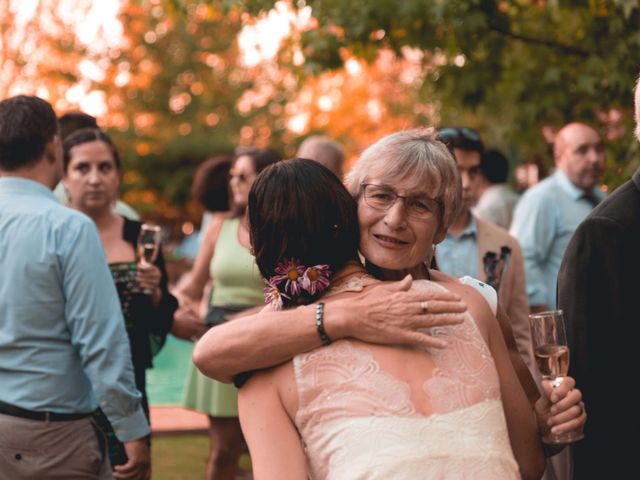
[
  {"x1": 191, "y1": 155, "x2": 232, "y2": 212},
  {"x1": 63, "y1": 127, "x2": 121, "y2": 172},
  {"x1": 249, "y1": 159, "x2": 360, "y2": 307}
]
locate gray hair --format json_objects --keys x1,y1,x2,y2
[{"x1": 345, "y1": 127, "x2": 463, "y2": 232}]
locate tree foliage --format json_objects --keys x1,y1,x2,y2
[
  {"x1": 3, "y1": 0, "x2": 639, "y2": 224},
  {"x1": 235, "y1": 0, "x2": 640, "y2": 186}
]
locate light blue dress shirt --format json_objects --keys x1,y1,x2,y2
[
  {"x1": 510, "y1": 170, "x2": 604, "y2": 309},
  {"x1": 436, "y1": 215, "x2": 479, "y2": 279},
  {"x1": 0, "y1": 177, "x2": 149, "y2": 442}
]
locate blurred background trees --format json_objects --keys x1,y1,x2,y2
[{"x1": 2, "y1": 0, "x2": 639, "y2": 225}]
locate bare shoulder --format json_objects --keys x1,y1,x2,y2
[
  {"x1": 201, "y1": 212, "x2": 230, "y2": 243},
  {"x1": 242, "y1": 360, "x2": 297, "y2": 417},
  {"x1": 424, "y1": 270, "x2": 495, "y2": 339}
]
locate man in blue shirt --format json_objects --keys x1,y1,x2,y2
[
  {"x1": 0, "y1": 95, "x2": 150, "y2": 479},
  {"x1": 510, "y1": 122, "x2": 605, "y2": 313}
]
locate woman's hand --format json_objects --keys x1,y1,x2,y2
[
  {"x1": 329, "y1": 275, "x2": 468, "y2": 349},
  {"x1": 534, "y1": 376, "x2": 586, "y2": 442},
  {"x1": 172, "y1": 302, "x2": 207, "y2": 341},
  {"x1": 136, "y1": 262, "x2": 162, "y2": 304}
]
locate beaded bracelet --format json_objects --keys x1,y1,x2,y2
[{"x1": 315, "y1": 302, "x2": 332, "y2": 345}]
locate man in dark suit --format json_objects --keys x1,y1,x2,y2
[{"x1": 557, "y1": 78, "x2": 640, "y2": 478}]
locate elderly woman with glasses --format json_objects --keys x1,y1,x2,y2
[{"x1": 194, "y1": 129, "x2": 586, "y2": 472}]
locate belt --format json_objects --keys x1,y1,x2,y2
[{"x1": 0, "y1": 401, "x2": 91, "y2": 422}]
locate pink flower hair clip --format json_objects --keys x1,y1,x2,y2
[{"x1": 264, "y1": 257, "x2": 331, "y2": 309}]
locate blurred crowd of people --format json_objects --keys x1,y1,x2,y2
[{"x1": 0, "y1": 72, "x2": 638, "y2": 480}]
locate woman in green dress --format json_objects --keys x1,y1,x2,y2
[{"x1": 176, "y1": 147, "x2": 280, "y2": 480}]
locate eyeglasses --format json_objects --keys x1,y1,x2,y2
[
  {"x1": 361, "y1": 183, "x2": 441, "y2": 220},
  {"x1": 229, "y1": 172, "x2": 252, "y2": 183}
]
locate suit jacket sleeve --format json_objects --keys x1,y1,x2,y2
[
  {"x1": 557, "y1": 216, "x2": 626, "y2": 400},
  {"x1": 503, "y1": 240, "x2": 536, "y2": 374}
]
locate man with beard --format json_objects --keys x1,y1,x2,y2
[{"x1": 511, "y1": 122, "x2": 605, "y2": 314}]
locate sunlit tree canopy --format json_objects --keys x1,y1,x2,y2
[{"x1": 2, "y1": 0, "x2": 639, "y2": 225}]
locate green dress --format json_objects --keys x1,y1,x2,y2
[{"x1": 182, "y1": 218, "x2": 264, "y2": 417}]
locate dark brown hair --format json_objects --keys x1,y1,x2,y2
[
  {"x1": 249, "y1": 159, "x2": 360, "y2": 306},
  {"x1": 191, "y1": 155, "x2": 232, "y2": 212},
  {"x1": 58, "y1": 111, "x2": 98, "y2": 140},
  {"x1": 0, "y1": 95, "x2": 59, "y2": 171},
  {"x1": 62, "y1": 128, "x2": 121, "y2": 172}
]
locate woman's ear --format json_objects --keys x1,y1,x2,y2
[{"x1": 433, "y1": 226, "x2": 448, "y2": 245}]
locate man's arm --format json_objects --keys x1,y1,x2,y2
[
  {"x1": 62, "y1": 220, "x2": 150, "y2": 477},
  {"x1": 510, "y1": 193, "x2": 556, "y2": 311},
  {"x1": 503, "y1": 240, "x2": 537, "y2": 375},
  {"x1": 193, "y1": 276, "x2": 468, "y2": 383}
]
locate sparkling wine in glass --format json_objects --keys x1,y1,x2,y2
[
  {"x1": 529, "y1": 309, "x2": 584, "y2": 444},
  {"x1": 137, "y1": 224, "x2": 161, "y2": 266}
]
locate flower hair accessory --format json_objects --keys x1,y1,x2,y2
[{"x1": 264, "y1": 257, "x2": 331, "y2": 309}]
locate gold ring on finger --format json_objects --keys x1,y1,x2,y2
[{"x1": 420, "y1": 300, "x2": 429, "y2": 314}]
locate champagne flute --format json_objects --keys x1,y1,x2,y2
[
  {"x1": 137, "y1": 223, "x2": 162, "y2": 266},
  {"x1": 529, "y1": 309, "x2": 584, "y2": 444},
  {"x1": 137, "y1": 224, "x2": 162, "y2": 294}
]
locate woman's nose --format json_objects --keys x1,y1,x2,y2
[
  {"x1": 383, "y1": 199, "x2": 408, "y2": 229},
  {"x1": 87, "y1": 168, "x2": 100, "y2": 183}
]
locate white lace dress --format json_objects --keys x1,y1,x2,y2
[{"x1": 292, "y1": 279, "x2": 519, "y2": 479}]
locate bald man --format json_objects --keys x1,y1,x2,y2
[
  {"x1": 510, "y1": 123, "x2": 605, "y2": 313},
  {"x1": 296, "y1": 135, "x2": 345, "y2": 177}
]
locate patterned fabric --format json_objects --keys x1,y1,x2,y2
[
  {"x1": 109, "y1": 262, "x2": 140, "y2": 329},
  {"x1": 293, "y1": 279, "x2": 519, "y2": 479}
]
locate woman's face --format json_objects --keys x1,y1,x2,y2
[
  {"x1": 229, "y1": 155, "x2": 257, "y2": 208},
  {"x1": 63, "y1": 140, "x2": 120, "y2": 213},
  {"x1": 357, "y1": 175, "x2": 445, "y2": 272}
]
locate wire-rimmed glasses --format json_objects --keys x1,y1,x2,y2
[{"x1": 361, "y1": 183, "x2": 441, "y2": 220}]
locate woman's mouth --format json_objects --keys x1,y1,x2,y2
[{"x1": 373, "y1": 233, "x2": 409, "y2": 246}]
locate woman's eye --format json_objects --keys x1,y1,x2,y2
[
  {"x1": 410, "y1": 200, "x2": 429, "y2": 212},
  {"x1": 409, "y1": 198, "x2": 434, "y2": 213},
  {"x1": 372, "y1": 192, "x2": 393, "y2": 201}
]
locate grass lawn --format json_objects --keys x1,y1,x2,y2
[{"x1": 152, "y1": 433, "x2": 252, "y2": 480}]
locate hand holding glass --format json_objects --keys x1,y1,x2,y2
[
  {"x1": 137, "y1": 224, "x2": 161, "y2": 294},
  {"x1": 529, "y1": 309, "x2": 584, "y2": 444}
]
